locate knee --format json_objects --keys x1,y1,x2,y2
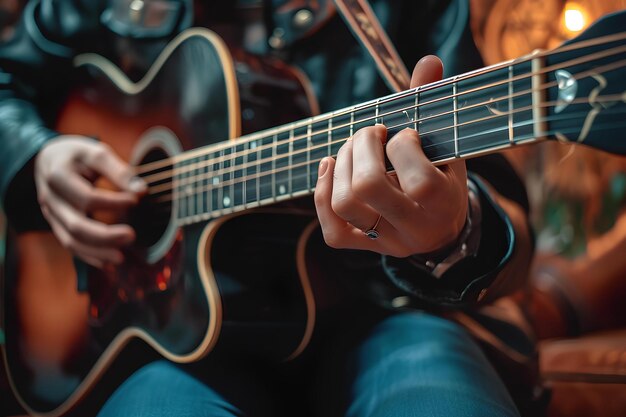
[{"x1": 368, "y1": 312, "x2": 477, "y2": 353}]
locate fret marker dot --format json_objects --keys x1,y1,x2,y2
[
  {"x1": 278, "y1": 185, "x2": 286, "y2": 195},
  {"x1": 223, "y1": 196, "x2": 231, "y2": 207}
]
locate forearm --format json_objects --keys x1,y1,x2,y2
[{"x1": 0, "y1": 0, "x2": 106, "y2": 206}]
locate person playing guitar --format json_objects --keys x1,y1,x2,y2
[{"x1": 0, "y1": 1, "x2": 541, "y2": 416}]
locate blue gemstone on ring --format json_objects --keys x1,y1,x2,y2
[{"x1": 365, "y1": 229, "x2": 380, "y2": 239}]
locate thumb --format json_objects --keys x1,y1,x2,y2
[
  {"x1": 88, "y1": 144, "x2": 147, "y2": 194},
  {"x1": 411, "y1": 55, "x2": 444, "y2": 88}
]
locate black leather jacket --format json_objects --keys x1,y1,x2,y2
[{"x1": 0, "y1": 0, "x2": 533, "y2": 307}]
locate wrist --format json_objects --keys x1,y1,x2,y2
[{"x1": 406, "y1": 180, "x2": 482, "y2": 278}]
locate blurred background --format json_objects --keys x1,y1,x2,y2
[{"x1": 1, "y1": 1, "x2": 626, "y2": 416}]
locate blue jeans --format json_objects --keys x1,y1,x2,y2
[{"x1": 98, "y1": 312, "x2": 520, "y2": 417}]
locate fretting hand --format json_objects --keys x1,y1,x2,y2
[
  {"x1": 35, "y1": 135, "x2": 147, "y2": 268},
  {"x1": 314, "y1": 56, "x2": 468, "y2": 257}
]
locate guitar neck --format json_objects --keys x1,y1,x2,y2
[{"x1": 165, "y1": 53, "x2": 545, "y2": 225}]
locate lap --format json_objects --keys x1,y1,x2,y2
[{"x1": 98, "y1": 312, "x2": 520, "y2": 417}]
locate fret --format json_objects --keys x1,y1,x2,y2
[
  {"x1": 226, "y1": 146, "x2": 236, "y2": 211},
  {"x1": 453, "y1": 79, "x2": 459, "y2": 157},
  {"x1": 230, "y1": 145, "x2": 236, "y2": 210},
  {"x1": 180, "y1": 161, "x2": 191, "y2": 220},
  {"x1": 220, "y1": 147, "x2": 230, "y2": 211},
  {"x1": 414, "y1": 88, "x2": 419, "y2": 130},
  {"x1": 288, "y1": 128, "x2": 294, "y2": 195},
  {"x1": 241, "y1": 140, "x2": 248, "y2": 208},
  {"x1": 310, "y1": 119, "x2": 329, "y2": 188},
  {"x1": 258, "y1": 135, "x2": 275, "y2": 203},
  {"x1": 349, "y1": 109, "x2": 354, "y2": 136},
  {"x1": 244, "y1": 139, "x2": 259, "y2": 207},
  {"x1": 375, "y1": 99, "x2": 380, "y2": 124},
  {"x1": 306, "y1": 123, "x2": 312, "y2": 191},
  {"x1": 271, "y1": 133, "x2": 278, "y2": 201},
  {"x1": 291, "y1": 125, "x2": 309, "y2": 196},
  {"x1": 193, "y1": 157, "x2": 204, "y2": 218},
  {"x1": 173, "y1": 162, "x2": 184, "y2": 222},
  {"x1": 183, "y1": 159, "x2": 194, "y2": 220},
  {"x1": 275, "y1": 130, "x2": 291, "y2": 198},
  {"x1": 508, "y1": 65, "x2": 514, "y2": 144},
  {"x1": 205, "y1": 152, "x2": 212, "y2": 216},
  {"x1": 209, "y1": 149, "x2": 220, "y2": 215},
  {"x1": 255, "y1": 139, "x2": 261, "y2": 205},
  {"x1": 193, "y1": 156, "x2": 201, "y2": 220},
  {"x1": 327, "y1": 117, "x2": 332, "y2": 159},
  {"x1": 232, "y1": 142, "x2": 245, "y2": 209}
]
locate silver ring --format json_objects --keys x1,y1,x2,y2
[{"x1": 364, "y1": 214, "x2": 382, "y2": 239}]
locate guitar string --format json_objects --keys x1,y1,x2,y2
[
  {"x1": 148, "y1": 97, "x2": 626, "y2": 212},
  {"x1": 132, "y1": 32, "x2": 626, "y2": 176},
  {"x1": 143, "y1": 58, "x2": 626, "y2": 195}
]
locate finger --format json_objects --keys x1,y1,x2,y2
[
  {"x1": 409, "y1": 55, "x2": 466, "y2": 198},
  {"x1": 386, "y1": 128, "x2": 452, "y2": 208},
  {"x1": 316, "y1": 156, "x2": 410, "y2": 254},
  {"x1": 44, "y1": 189, "x2": 136, "y2": 247},
  {"x1": 331, "y1": 138, "x2": 380, "y2": 231},
  {"x1": 351, "y1": 126, "x2": 417, "y2": 224},
  {"x1": 42, "y1": 205, "x2": 123, "y2": 267},
  {"x1": 48, "y1": 169, "x2": 139, "y2": 212},
  {"x1": 410, "y1": 55, "x2": 444, "y2": 88},
  {"x1": 315, "y1": 157, "x2": 378, "y2": 250},
  {"x1": 315, "y1": 157, "x2": 352, "y2": 244},
  {"x1": 84, "y1": 143, "x2": 147, "y2": 194}
]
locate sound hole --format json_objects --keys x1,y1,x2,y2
[{"x1": 130, "y1": 147, "x2": 173, "y2": 251}]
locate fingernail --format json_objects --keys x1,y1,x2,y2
[
  {"x1": 318, "y1": 158, "x2": 329, "y2": 177},
  {"x1": 129, "y1": 176, "x2": 147, "y2": 193}
]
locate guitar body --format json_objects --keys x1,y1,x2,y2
[{"x1": 2, "y1": 28, "x2": 318, "y2": 416}]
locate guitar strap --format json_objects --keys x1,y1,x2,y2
[{"x1": 332, "y1": 0, "x2": 410, "y2": 92}]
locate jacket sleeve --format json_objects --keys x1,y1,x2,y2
[{"x1": 0, "y1": 0, "x2": 106, "y2": 209}]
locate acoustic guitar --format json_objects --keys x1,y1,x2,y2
[{"x1": 3, "y1": 10, "x2": 626, "y2": 416}]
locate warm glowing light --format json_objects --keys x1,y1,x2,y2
[{"x1": 564, "y1": 5, "x2": 586, "y2": 32}]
